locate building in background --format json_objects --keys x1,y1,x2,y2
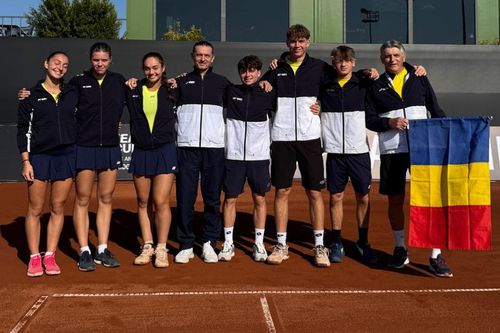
[{"x1": 126, "y1": 0, "x2": 499, "y2": 44}]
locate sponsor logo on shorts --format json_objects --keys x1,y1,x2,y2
[
  {"x1": 172, "y1": 166, "x2": 177, "y2": 170},
  {"x1": 116, "y1": 161, "x2": 121, "y2": 164},
  {"x1": 319, "y1": 180, "x2": 326, "y2": 185}
]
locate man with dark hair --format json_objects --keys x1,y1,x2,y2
[
  {"x1": 174, "y1": 40, "x2": 231, "y2": 264},
  {"x1": 218, "y1": 55, "x2": 275, "y2": 262},
  {"x1": 262, "y1": 24, "x2": 331, "y2": 267},
  {"x1": 366, "y1": 40, "x2": 453, "y2": 277}
]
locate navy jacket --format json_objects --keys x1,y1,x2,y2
[
  {"x1": 126, "y1": 80, "x2": 177, "y2": 149},
  {"x1": 320, "y1": 71, "x2": 371, "y2": 154},
  {"x1": 174, "y1": 68, "x2": 231, "y2": 148},
  {"x1": 262, "y1": 52, "x2": 329, "y2": 141},
  {"x1": 225, "y1": 84, "x2": 275, "y2": 161},
  {"x1": 17, "y1": 81, "x2": 78, "y2": 154},
  {"x1": 365, "y1": 63, "x2": 446, "y2": 154},
  {"x1": 69, "y1": 70, "x2": 127, "y2": 147}
]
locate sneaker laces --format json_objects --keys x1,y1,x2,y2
[
  {"x1": 255, "y1": 243, "x2": 266, "y2": 254},
  {"x1": 44, "y1": 254, "x2": 56, "y2": 266},
  {"x1": 155, "y1": 247, "x2": 168, "y2": 260},
  {"x1": 272, "y1": 244, "x2": 287, "y2": 254},
  {"x1": 222, "y1": 241, "x2": 233, "y2": 253},
  {"x1": 313, "y1": 245, "x2": 329, "y2": 257},
  {"x1": 30, "y1": 255, "x2": 41, "y2": 268}
]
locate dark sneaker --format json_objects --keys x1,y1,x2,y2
[
  {"x1": 429, "y1": 254, "x2": 453, "y2": 278},
  {"x1": 356, "y1": 241, "x2": 378, "y2": 265},
  {"x1": 329, "y1": 242, "x2": 345, "y2": 263},
  {"x1": 94, "y1": 249, "x2": 120, "y2": 268},
  {"x1": 78, "y1": 250, "x2": 96, "y2": 272},
  {"x1": 389, "y1": 246, "x2": 409, "y2": 269}
]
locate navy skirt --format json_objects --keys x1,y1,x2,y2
[
  {"x1": 76, "y1": 145, "x2": 122, "y2": 170},
  {"x1": 30, "y1": 144, "x2": 76, "y2": 181},
  {"x1": 129, "y1": 143, "x2": 178, "y2": 176}
]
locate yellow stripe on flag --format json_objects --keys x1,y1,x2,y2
[{"x1": 410, "y1": 162, "x2": 490, "y2": 207}]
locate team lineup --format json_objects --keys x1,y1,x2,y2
[{"x1": 17, "y1": 24, "x2": 454, "y2": 278}]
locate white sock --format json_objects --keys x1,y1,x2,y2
[
  {"x1": 97, "y1": 244, "x2": 108, "y2": 254},
  {"x1": 45, "y1": 251, "x2": 54, "y2": 256},
  {"x1": 431, "y1": 248, "x2": 441, "y2": 259},
  {"x1": 392, "y1": 229, "x2": 406, "y2": 248},
  {"x1": 30, "y1": 253, "x2": 40, "y2": 258},
  {"x1": 224, "y1": 227, "x2": 234, "y2": 244},
  {"x1": 277, "y1": 232, "x2": 287, "y2": 246},
  {"x1": 156, "y1": 243, "x2": 167, "y2": 250},
  {"x1": 255, "y1": 228, "x2": 265, "y2": 244},
  {"x1": 80, "y1": 246, "x2": 91, "y2": 255},
  {"x1": 313, "y1": 229, "x2": 324, "y2": 246}
]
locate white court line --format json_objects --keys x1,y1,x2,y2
[
  {"x1": 52, "y1": 288, "x2": 500, "y2": 298},
  {"x1": 9, "y1": 295, "x2": 48, "y2": 333},
  {"x1": 260, "y1": 295, "x2": 277, "y2": 333}
]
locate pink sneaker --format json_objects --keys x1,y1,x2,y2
[
  {"x1": 43, "y1": 253, "x2": 61, "y2": 275},
  {"x1": 27, "y1": 254, "x2": 43, "y2": 277}
]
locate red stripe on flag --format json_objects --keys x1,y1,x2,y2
[{"x1": 409, "y1": 205, "x2": 491, "y2": 250}]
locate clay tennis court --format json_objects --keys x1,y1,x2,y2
[{"x1": 1, "y1": 181, "x2": 499, "y2": 332}]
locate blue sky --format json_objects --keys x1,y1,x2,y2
[{"x1": 1, "y1": 0, "x2": 127, "y2": 35}]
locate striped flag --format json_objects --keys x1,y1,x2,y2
[{"x1": 408, "y1": 116, "x2": 491, "y2": 250}]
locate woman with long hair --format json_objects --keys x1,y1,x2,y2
[
  {"x1": 126, "y1": 52, "x2": 177, "y2": 267},
  {"x1": 17, "y1": 51, "x2": 78, "y2": 277}
]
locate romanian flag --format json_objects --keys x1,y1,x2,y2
[{"x1": 408, "y1": 116, "x2": 491, "y2": 250}]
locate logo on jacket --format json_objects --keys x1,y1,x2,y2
[
  {"x1": 185, "y1": 81, "x2": 196, "y2": 85},
  {"x1": 82, "y1": 85, "x2": 92, "y2": 89},
  {"x1": 37, "y1": 97, "x2": 48, "y2": 101},
  {"x1": 132, "y1": 94, "x2": 139, "y2": 98},
  {"x1": 277, "y1": 73, "x2": 288, "y2": 77},
  {"x1": 378, "y1": 87, "x2": 389, "y2": 92},
  {"x1": 232, "y1": 97, "x2": 243, "y2": 101}
]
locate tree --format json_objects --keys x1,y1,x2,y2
[
  {"x1": 163, "y1": 21, "x2": 204, "y2": 41},
  {"x1": 27, "y1": 0, "x2": 121, "y2": 39},
  {"x1": 71, "y1": 0, "x2": 121, "y2": 39},
  {"x1": 27, "y1": 0, "x2": 72, "y2": 38}
]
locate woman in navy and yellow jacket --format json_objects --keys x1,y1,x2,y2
[
  {"x1": 125, "y1": 52, "x2": 177, "y2": 268},
  {"x1": 17, "y1": 51, "x2": 78, "y2": 277}
]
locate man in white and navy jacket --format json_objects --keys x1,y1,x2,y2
[
  {"x1": 366, "y1": 40, "x2": 452, "y2": 278},
  {"x1": 174, "y1": 41, "x2": 231, "y2": 264}
]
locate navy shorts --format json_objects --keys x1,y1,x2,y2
[
  {"x1": 223, "y1": 159, "x2": 271, "y2": 196},
  {"x1": 129, "y1": 143, "x2": 178, "y2": 176},
  {"x1": 30, "y1": 144, "x2": 76, "y2": 181},
  {"x1": 271, "y1": 139, "x2": 325, "y2": 190},
  {"x1": 379, "y1": 153, "x2": 410, "y2": 195},
  {"x1": 76, "y1": 145, "x2": 122, "y2": 170},
  {"x1": 326, "y1": 153, "x2": 371, "y2": 195}
]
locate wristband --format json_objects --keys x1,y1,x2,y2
[{"x1": 22, "y1": 159, "x2": 29, "y2": 163}]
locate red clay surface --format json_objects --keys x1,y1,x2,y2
[{"x1": 1, "y1": 181, "x2": 499, "y2": 332}]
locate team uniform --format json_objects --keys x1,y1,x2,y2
[
  {"x1": 365, "y1": 62, "x2": 451, "y2": 275},
  {"x1": 126, "y1": 80, "x2": 177, "y2": 176},
  {"x1": 174, "y1": 68, "x2": 231, "y2": 262},
  {"x1": 17, "y1": 81, "x2": 78, "y2": 180},
  {"x1": 224, "y1": 83, "x2": 274, "y2": 195},
  {"x1": 69, "y1": 70, "x2": 127, "y2": 170},
  {"x1": 262, "y1": 52, "x2": 329, "y2": 190},
  {"x1": 365, "y1": 63, "x2": 446, "y2": 195},
  {"x1": 320, "y1": 71, "x2": 371, "y2": 195}
]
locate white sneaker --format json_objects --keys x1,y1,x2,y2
[
  {"x1": 174, "y1": 248, "x2": 194, "y2": 264},
  {"x1": 202, "y1": 241, "x2": 218, "y2": 263},
  {"x1": 218, "y1": 241, "x2": 235, "y2": 261},
  {"x1": 253, "y1": 242, "x2": 268, "y2": 262}
]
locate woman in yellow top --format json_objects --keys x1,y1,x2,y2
[{"x1": 125, "y1": 52, "x2": 177, "y2": 267}]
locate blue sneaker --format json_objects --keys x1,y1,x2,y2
[
  {"x1": 329, "y1": 242, "x2": 345, "y2": 263},
  {"x1": 389, "y1": 246, "x2": 409, "y2": 269},
  {"x1": 78, "y1": 250, "x2": 96, "y2": 272},
  {"x1": 356, "y1": 241, "x2": 378, "y2": 265},
  {"x1": 94, "y1": 249, "x2": 120, "y2": 268}
]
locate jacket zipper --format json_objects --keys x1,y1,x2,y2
[
  {"x1": 341, "y1": 85, "x2": 345, "y2": 154},
  {"x1": 199, "y1": 76, "x2": 204, "y2": 147},
  {"x1": 294, "y1": 72, "x2": 298, "y2": 141},
  {"x1": 99, "y1": 82, "x2": 103, "y2": 146},
  {"x1": 243, "y1": 89, "x2": 250, "y2": 160}
]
